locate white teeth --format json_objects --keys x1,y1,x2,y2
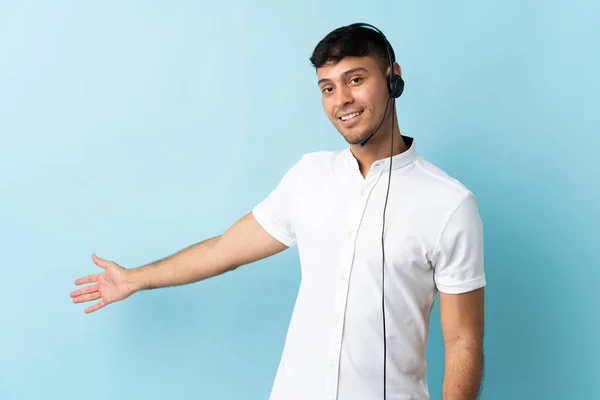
[{"x1": 341, "y1": 111, "x2": 361, "y2": 121}]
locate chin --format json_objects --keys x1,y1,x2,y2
[
  {"x1": 340, "y1": 130, "x2": 371, "y2": 145},
  {"x1": 335, "y1": 124, "x2": 368, "y2": 143}
]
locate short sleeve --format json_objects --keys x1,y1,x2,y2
[
  {"x1": 432, "y1": 192, "x2": 486, "y2": 294},
  {"x1": 251, "y1": 156, "x2": 304, "y2": 248}
]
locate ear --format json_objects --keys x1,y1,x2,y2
[{"x1": 393, "y1": 61, "x2": 402, "y2": 77}]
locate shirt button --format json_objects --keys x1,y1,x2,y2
[
  {"x1": 329, "y1": 362, "x2": 335, "y2": 368},
  {"x1": 360, "y1": 188, "x2": 365, "y2": 195},
  {"x1": 347, "y1": 229, "x2": 352, "y2": 236},
  {"x1": 340, "y1": 273, "x2": 345, "y2": 281}
]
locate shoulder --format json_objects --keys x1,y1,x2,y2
[
  {"x1": 409, "y1": 154, "x2": 479, "y2": 210},
  {"x1": 299, "y1": 148, "x2": 347, "y2": 164},
  {"x1": 293, "y1": 148, "x2": 348, "y2": 174}
]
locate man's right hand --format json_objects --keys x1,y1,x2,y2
[{"x1": 70, "y1": 254, "x2": 136, "y2": 314}]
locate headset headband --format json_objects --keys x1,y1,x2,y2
[{"x1": 346, "y1": 22, "x2": 404, "y2": 99}]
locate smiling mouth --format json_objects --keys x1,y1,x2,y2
[{"x1": 339, "y1": 111, "x2": 363, "y2": 121}]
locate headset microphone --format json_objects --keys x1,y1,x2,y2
[{"x1": 346, "y1": 22, "x2": 404, "y2": 400}]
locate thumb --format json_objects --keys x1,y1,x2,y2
[{"x1": 92, "y1": 253, "x2": 113, "y2": 269}]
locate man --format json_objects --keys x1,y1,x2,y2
[{"x1": 70, "y1": 23, "x2": 485, "y2": 400}]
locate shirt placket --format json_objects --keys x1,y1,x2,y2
[{"x1": 324, "y1": 170, "x2": 381, "y2": 400}]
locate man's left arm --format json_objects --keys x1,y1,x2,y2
[
  {"x1": 431, "y1": 192, "x2": 487, "y2": 399},
  {"x1": 439, "y1": 288, "x2": 485, "y2": 399}
]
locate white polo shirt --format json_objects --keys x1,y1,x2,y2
[{"x1": 252, "y1": 136, "x2": 486, "y2": 400}]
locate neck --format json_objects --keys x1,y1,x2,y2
[{"x1": 349, "y1": 119, "x2": 408, "y2": 177}]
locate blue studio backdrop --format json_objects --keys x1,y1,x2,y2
[{"x1": 0, "y1": 1, "x2": 598, "y2": 399}]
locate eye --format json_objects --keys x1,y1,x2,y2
[
  {"x1": 350, "y1": 77, "x2": 363, "y2": 84},
  {"x1": 321, "y1": 87, "x2": 333, "y2": 94}
]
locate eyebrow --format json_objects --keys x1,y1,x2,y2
[{"x1": 317, "y1": 66, "x2": 369, "y2": 86}]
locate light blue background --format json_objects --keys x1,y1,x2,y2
[{"x1": 1, "y1": 1, "x2": 598, "y2": 399}]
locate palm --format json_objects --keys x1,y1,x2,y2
[{"x1": 70, "y1": 254, "x2": 134, "y2": 313}]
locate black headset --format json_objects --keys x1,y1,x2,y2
[
  {"x1": 347, "y1": 23, "x2": 404, "y2": 99},
  {"x1": 346, "y1": 23, "x2": 404, "y2": 147},
  {"x1": 343, "y1": 22, "x2": 403, "y2": 400}
]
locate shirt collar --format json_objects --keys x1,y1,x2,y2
[{"x1": 346, "y1": 135, "x2": 417, "y2": 172}]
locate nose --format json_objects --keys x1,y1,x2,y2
[{"x1": 335, "y1": 85, "x2": 354, "y2": 109}]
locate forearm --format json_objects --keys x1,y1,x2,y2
[
  {"x1": 442, "y1": 341, "x2": 484, "y2": 399},
  {"x1": 126, "y1": 236, "x2": 231, "y2": 291},
  {"x1": 123, "y1": 212, "x2": 287, "y2": 293}
]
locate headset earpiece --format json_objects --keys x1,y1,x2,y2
[{"x1": 388, "y1": 73, "x2": 404, "y2": 99}]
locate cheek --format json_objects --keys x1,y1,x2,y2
[
  {"x1": 356, "y1": 91, "x2": 384, "y2": 117},
  {"x1": 322, "y1": 99, "x2": 337, "y2": 120},
  {"x1": 346, "y1": 91, "x2": 368, "y2": 111}
]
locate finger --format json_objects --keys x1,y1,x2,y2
[
  {"x1": 74, "y1": 274, "x2": 98, "y2": 286},
  {"x1": 85, "y1": 299, "x2": 106, "y2": 314},
  {"x1": 91, "y1": 253, "x2": 110, "y2": 269},
  {"x1": 91, "y1": 253, "x2": 112, "y2": 270},
  {"x1": 70, "y1": 284, "x2": 98, "y2": 298},
  {"x1": 73, "y1": 292, "x2": 101, "y2": 304}
]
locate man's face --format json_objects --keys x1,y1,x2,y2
[{"x1": 317, "y1": 56, "x2": 390, "y2": 145}]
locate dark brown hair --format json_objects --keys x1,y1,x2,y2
[{"x1": 309, "y1": 24, "x2": 395, "y2": 75}]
